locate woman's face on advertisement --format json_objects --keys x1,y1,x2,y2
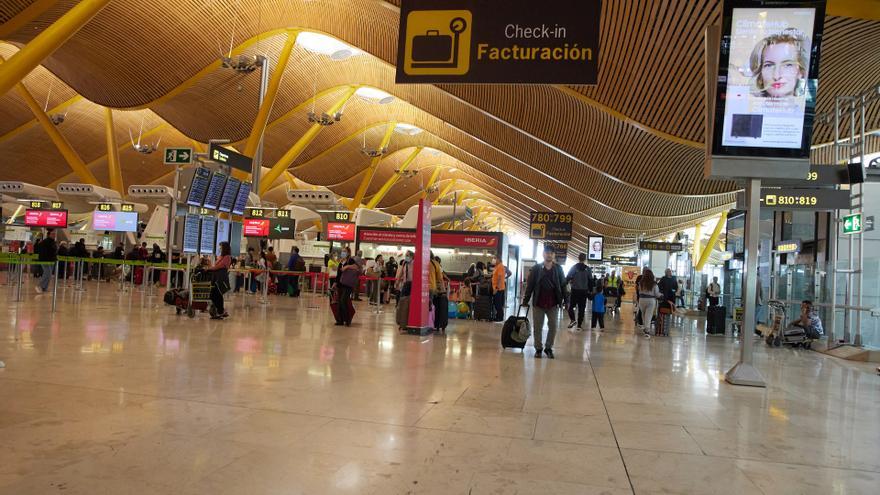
[{"x1": 761, "y1": 43, "x2": 801, "y2": 97}]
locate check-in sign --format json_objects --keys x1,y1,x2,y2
[{"x1": 396, "y1": 0, "x2": 601, "y2": 84}]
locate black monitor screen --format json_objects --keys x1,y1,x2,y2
[
  {"x1": 203, "y1": 173, "x2": 227, "y2": 211},
  {"x1": 218, "y1": 176, "x2": 241, "y2": 213},
  {"x1": 186, "y1": 167, "x2": 212, "y2": 207},
  {"x1": 232, "y1": 181, "x2": 252, "y2": 216}
]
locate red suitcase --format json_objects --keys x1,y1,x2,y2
[{"x1": 330, "y1": 291, "x2": 355, "y2": 323}]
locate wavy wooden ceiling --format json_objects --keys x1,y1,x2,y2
[{"x1": 1, "y1": 0, "x2": 878, "y2": 255}]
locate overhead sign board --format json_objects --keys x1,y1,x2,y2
[
  {"x1": 396, "y1": 0, "x2": 600, "y2": 84},
  {"x1": 736, "y1": 188, "x2": 852, "y2": 211},
  {"x1": 639, "y1": 241, "x2": 684, "y2": 252},
  {"x1": 842, "y1": 213, "x2": 862, "y2": 235},
  {"x1": 269, "y1": 217, "x2": 296, "y2": 240},
  {"x1": 762, "y1": 164, "x2": 850, "y2": 188},
  {"x1": 776, "y1": 239, "x2": 801, "y2": 254},
  {"x1": 331, "y1": 211, "x2": 351, "y2": 222},
  {"x1": 209, "y1": 143, "x2": 253, "y2": 173},
  {"x1": 92, "y1": 210, "x2": 138, "y2": 233},
  {"x1": 609, "y1": 255, "x2": 638, "y2": 265},
  {"x1": 275, "y1": 209, "x2": 291, "y2": 219},
  {"x1": 529, "y1": 211, "x2": 573, "y2": 241},
  {"x1": 546, "y1": 242, "x2": 568, "y2": 265},
  {"x1": 163, "y1": 147, "x2": 192, "y2": 165}
]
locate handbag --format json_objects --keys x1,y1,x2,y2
[{"x1": 339, "y1": 266, "x2": 360, "y2": 288}]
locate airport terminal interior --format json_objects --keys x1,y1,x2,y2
[{"x1": 1, "y1": 1, "x2": 879, "y2": 494}]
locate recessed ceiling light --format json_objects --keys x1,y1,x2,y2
[{"x1": 297, "y1": 32, "x2": 362, "y2": 59}]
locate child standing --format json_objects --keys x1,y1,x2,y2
[{"x1": 591, "y1": 281, "x2": 606, "y2": 331}]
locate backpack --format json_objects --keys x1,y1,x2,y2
[{"x1": 571, "y1": 264, "x2": 591, "y2": 290}]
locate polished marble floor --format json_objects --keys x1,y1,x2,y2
[{"x1": 1, "y1": 278, "x2": 879, "y2": 494}]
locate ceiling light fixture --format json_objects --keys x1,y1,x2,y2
[
  {"x1": 361, "y1": 131, "x2": 389, "y2": 158},
  {"x1": 356, "y1": 87, "x2": 395, "y2": 105},
  {"x1": 128, "y1": 116, "x2": 160, "y2": 154},
  {"x1": 297, "y1": 32, "x2": 362, "y2": 60},
  {"x1": 221, "y1": 53, "x2": 263, "y2": 73},
  {"x1": 394, "y1": 123, "x2": 422, "y2": 135}
]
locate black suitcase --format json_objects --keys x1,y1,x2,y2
[
  {"x1": 502, "y1": 306, "x2": 530, "y2": 349},
  {"x1": 434, "y1": 294, "x2": 449, "y2": 330},
  {"x1": 706, "y1": 305, "x2": 726, "y2": 335},
  {"x1": 473, "y1": 295, "x2": 493, "y2": 321}
]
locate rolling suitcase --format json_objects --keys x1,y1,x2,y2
[
  {"x1": 396, "y1": 296, "x2": 411, "y2": 328},
  {"x1": 706, "y1": 305, "x2": 726, "y2": 335},
  {"x1": 473, "y1": 295, "x2": 493, "y2": 321},
  {"x1": 330, "y1": 290, "x2": 355, "y2": 323},
  {"x1": 434, "y1": 294, "x2": 449, "y2": 331},
  {"x1": 502, "y1": 306, "x2": 531, "y2": 349}
]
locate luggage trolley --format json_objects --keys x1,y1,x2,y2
[
  {"x1": 764, "y1": 300, "x2": 813, "y2": 348},
  {"x1": 166, "y1": 269, "x2": 217, "y2": 318}
]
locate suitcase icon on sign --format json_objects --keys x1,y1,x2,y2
[{"x1": 410, "y1": 17, "x2": 467, "y2": 69}]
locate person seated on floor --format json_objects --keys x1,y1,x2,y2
[{"x1": 790, "y1": 300, "x2": 823, "y2": 339}]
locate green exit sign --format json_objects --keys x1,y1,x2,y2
[{"x1": 843, "y1": 213, "x2": 863, "y2": 235}]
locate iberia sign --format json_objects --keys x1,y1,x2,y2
[{"x1": 396, "y1": 0, "x2": 601, "y2": 84}]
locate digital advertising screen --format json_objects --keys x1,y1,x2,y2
[
  {"x1": 186, "y1": 167, "x2": 213, "y2": 207},
  {"x1": 202, "y1": 173, "x2": 228, "y2": 210},
  {"x1": 218, "y1": 176, "x2": 241, "y2": 213},
  {"x1": 268, "y1": 217, "x2": 296, "y2": 240},
  {"x1": 24, "y1": 209, "x2": 68, "y2": 228},
  {"x1": 215, "y1": 218, "x2": 231, "y2": 255},
  {"x1": 243, "y1": 218, "x2": 270, "y2": 237},
  {"x1": 199, "y1": 216, "x2": 217, "y2": 255},
  {"x1": 587, "y1": 235, "x2": 604, "y2": 261},
  {"x1": 326, "y1": 222, "x2": 356, "y2": 242},
  {"x1": 232, "y1": 181, "x2": 252, "y2": 216},
  {"x1": 712, "y1": 0, "x2": 825, "y2": 159},
  {"x1": 230, "y1": 222, "x2": 243, "y2": 256},
  {"x1": 182, "y1": 214, "x2": 201, "y2": 254},
  {"x1": 92, "y1": 210, "x2": 138, "y2": 233}
]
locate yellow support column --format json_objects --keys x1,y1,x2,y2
[
  {"x1": 692, "y1": 223, "x2": 702, "y2": 268},
  {"x1": 283, "y1": 171, "x2": 300, "y2": 190},
  {"x1": 365, "y1": 147, "x2": 422, "y2": 209},
  {"x1": 260, "y1": 85, "x2": 359, "y2": 195},
  {"x1": 433, "y1": 179, "x2": 457, "y2": 205},
  {"x1": 695, "y1": 212, "x2": 729, "y2": 271},
  {"x1": 0, "y1": 0, "x2": 59, "y2": 39},
  {"x1": 0, "y1": 0, "x2": 111, "y2": 97},
  {"x1": 419, "y1": 165, "x2": 443, "y2": 200},
  {"x1": 15, "y1": 81, "x2": 98, "y2": 184},
  {"x1": 243, "y1": 30, "x2": 299, "y2": 158},
  {"x1": 104, "y1": 107, "x2": 123, "y2": 194},
  {"x1": 348, "y1": 122, "x2": 397, "y2": 210}
]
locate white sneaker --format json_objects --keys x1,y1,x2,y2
[{"x1": 34, "y1": 287, "x2": 42, "y2": 294}]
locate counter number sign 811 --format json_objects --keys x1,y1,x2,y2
[{"x1": 529, "y1": 211, "x2": 573, "y2": 241}]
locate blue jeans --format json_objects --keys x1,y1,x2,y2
[{"x1": 39, "y1": 264, "x2": 54, "y2": 291}]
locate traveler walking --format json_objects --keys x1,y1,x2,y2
[
  {"x1": 707, "y1": 276, "x2": 721, "y2": 307},
  {"x1": 565, "y1": 253, "x2": 594, "y2": 329},
  {"x1": 336, "y1": 248, "x2": 361, "y2": 326},
  {"x1": 522, "y1": 245, "x2": 567, "y2": 359},
  {"x1": 591, "y1": 280, "x2": 606, "y2": 331},
  {"x1": 205, "y1": 242, "x2": 232, "y2": 319},
  {"x1": 35, "y1": 229, "x2": 57, "y2": 293},
  {"x1": 491, "y1": 255, "x2": 508, "y2": 322},
  {"x1": 637, "y1": 269, "x2": 661, "y2": 337}
]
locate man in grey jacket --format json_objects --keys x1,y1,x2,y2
[
  {"x1": 566, "y1": 253, "x2": 594, "y2": 330},
  {"x1": 522, "y1": 245, "x2": 568, "y2": 359}
]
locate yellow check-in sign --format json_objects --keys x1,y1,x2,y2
[{"x1": 403, "y1": 10, "x2": 472, "y2": 76}]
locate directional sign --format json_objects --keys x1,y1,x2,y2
[
  {"x1": 762, "y1": 164, "x2": 849, "y2": 188},
  {"x1": 639, "y1": 241, "x2": 683, "y2": 252},
  {"x1": 736, "y1": 188, "x2": 852, "y2": 211},
  {"x1": 529, "y1": 211, "x2": 573, "y2": 241},
  {"x1": 209, "y1": 143, "x2": 252, "y2": 173},
  {"x1": 164, "y1": 147, "x2": 192, "y2": 165},
  {"x1": 843, "y1": 213, "x2": 863, "y2": 235},
  {"x1": 866, "y1": 216, "x2": 875, "y2": 233},
  {"x1": 546, "y1": 242, "x2": 568, "y2": 264}
]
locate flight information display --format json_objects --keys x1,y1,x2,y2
[
  {"x1": 199, "y1": 216, "x2": 217, "y2": 255},
  {"x1": 182, "y1": 214, "x2": 201, "y2": 253},
  {"x1": 186, "y1": 167, "x2": 213, "y2": 206},
  {"x1": 232, "y1": 181, "x2": 252, "y2": 216},
  {"x1": 215, "y1": 219, "x2": 231, "y2": 255},
  {"x1": 218, "y1": 176, "x2": 241, "y2": 213},
  {"x1": 92, "y1": 210, "x2": 138, "y2": 233},
  {"x1": 202, "y1": 173, "x2": 228, "y2": 210}
]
